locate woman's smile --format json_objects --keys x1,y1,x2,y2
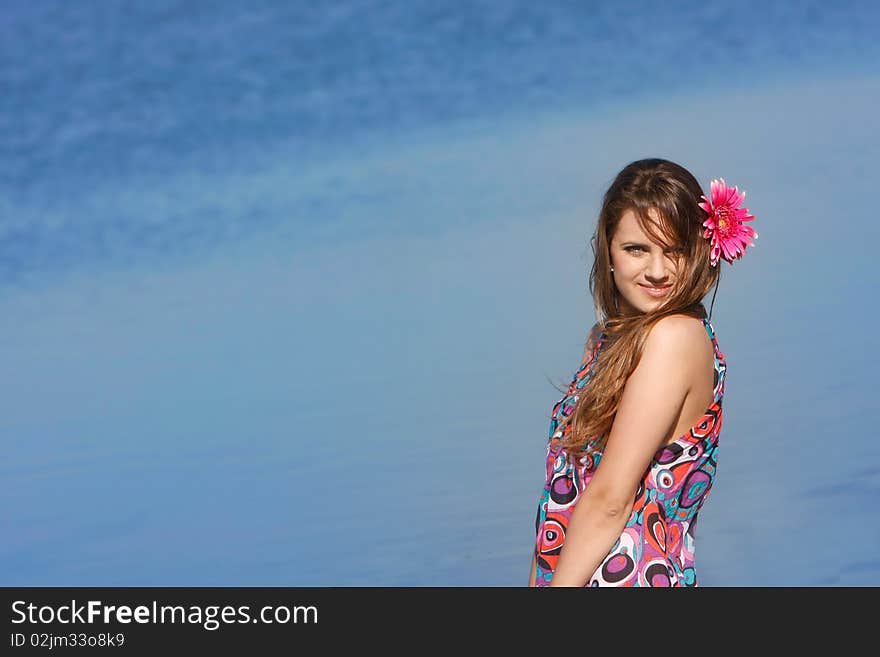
[{"x1": 639, "y1": 283, "x2": 672, "y2": 298}]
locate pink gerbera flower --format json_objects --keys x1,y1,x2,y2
[{"x1": 698, "y1": 178, "x2": 758, "y2": 267}]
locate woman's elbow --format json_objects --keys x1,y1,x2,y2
[
  {"x1": 588, "y1": 488, "x2": 634, "y2": 520},
  {"x1": 599, "y1": 502, "x2": 630, "y2": 520}
]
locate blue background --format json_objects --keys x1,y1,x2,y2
[{"x1": 3, "y1": 0, "x2": 879, "y2": 585}]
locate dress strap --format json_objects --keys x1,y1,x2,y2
[{"x1": 701, "y1": 317, "x2": 727, "y2": 403}]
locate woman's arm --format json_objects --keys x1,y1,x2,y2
[
  {"x1": 550, "y1": 317, "x2": 698, "y2": 587},
  {"x1": 528, "y1": 552, "x2": 537, "y2": 587}
]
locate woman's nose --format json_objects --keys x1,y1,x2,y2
[{"x1": 646, "y1": 253, "x2": 670, "y2": 280}]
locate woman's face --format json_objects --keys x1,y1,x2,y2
[{"x1": 609, "y1": 208, "x2": 682, "y2": 315}]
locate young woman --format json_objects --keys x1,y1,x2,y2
[{"x1": 529, "y1": 158, "x2": 758, "y2": 587}]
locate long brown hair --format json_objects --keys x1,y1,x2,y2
[{"x1": 561, "y1": 158, "x2": 721, "y2": 456}]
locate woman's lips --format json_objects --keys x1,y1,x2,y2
[{"x1": 640, "y1": 284, "x2": 671, "y2": 298}]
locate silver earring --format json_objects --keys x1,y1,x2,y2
[{"x1": 610, "y1": 266, "x2": 614, "y2": 272}]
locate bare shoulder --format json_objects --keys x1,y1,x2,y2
[
  {"x1": 643, "y1": 315, "x2": 711, "y2": 364},
  {"x1": 647, "y1": 314, "x2": 706, "y2": 340}
]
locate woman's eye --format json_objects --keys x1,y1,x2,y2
[{"x1": 624, "y1": 246, "x2": 643, "y2": 253}]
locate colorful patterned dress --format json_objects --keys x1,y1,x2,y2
[{"x1": 533, "y1": 316, "x2": 727, "y2": 587}]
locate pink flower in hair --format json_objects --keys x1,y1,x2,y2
[{"x1": 699, "y1": 178, "x2": 758, "y2": 266}]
